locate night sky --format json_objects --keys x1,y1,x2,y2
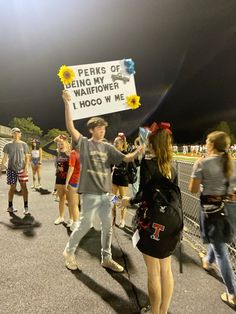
[{"x1": 0, "y1": 0, "x2": 236, "y2": 143}]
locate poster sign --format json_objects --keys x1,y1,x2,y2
[{"x1": 60, "y1": 59, "x2": 139, "y2": 120}]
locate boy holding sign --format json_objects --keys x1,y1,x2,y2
[{"x1": 62, "y1": 90, "x2": 142, "y2": 272}]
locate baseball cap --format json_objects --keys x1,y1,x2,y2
[{"x1": 11, "y1": 127, "x2": 21, "y2": 134}]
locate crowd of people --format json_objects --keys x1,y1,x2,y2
[
  {"x1": 0, "y1": 90, "x2": 236, "y2": 313},
  {"x1": 173, "y1": 143, "x2": 236, "y2": 157}
]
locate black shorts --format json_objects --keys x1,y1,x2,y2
[
  {"x1": 56, "y1": 177, "x2": 66, "y2": 185},
  {"x1": 112, "y1": 173, "x2": 129, "y2": 187}
]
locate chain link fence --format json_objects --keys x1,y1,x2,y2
[{"x1": 175, "y1": 160, "x2": 236, "y2": 272}]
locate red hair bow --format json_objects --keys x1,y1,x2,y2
[
  {"x1": 117, "y1": 132, "x2": 126, "y2": 140},
  {"x1": 149, "y1": 122, "x2": 172, "y2": 134}
]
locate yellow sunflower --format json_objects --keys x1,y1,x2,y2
[
  {"x1": 57, "y1": 65, "x2": 75, "y2": 85},
  {"x1": 126, "y1": 95, "x2": 141, "y2": 109}
]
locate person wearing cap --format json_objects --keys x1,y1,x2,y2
[{"x1": 0, "y1": 128, "x2": 30, "y2": 215}]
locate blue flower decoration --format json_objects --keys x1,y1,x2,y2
[
  {"x1": 126, "y1": 66, "x2": 136, "y2": 75},
  {"x1": 124, "y1": 58, "x2": 136, "y2": 75},
  {"x1": 139, "y1": 127, "x2": 151, "y2": 145},
  {"x1": 124, "y1": 59, "x2": 135, "y2": 67}
]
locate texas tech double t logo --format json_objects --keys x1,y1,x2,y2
[{"x1": 150, "y1": 222, "x2": 165, "y2": 241}]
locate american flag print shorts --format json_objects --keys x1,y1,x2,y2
[{"x1": 7, "y1": 169, "x2": 28, "y2": 185}]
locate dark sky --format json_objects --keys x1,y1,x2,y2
[{"x1": 0, "y1": 0, "x2": 236, "y2": 143}]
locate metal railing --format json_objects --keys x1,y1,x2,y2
[{"x1": 175, "y1": 160, "x2": 236, "y2": 271}]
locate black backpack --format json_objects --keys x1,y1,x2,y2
[
  {"x1": 136, "y1": 160, "x2": 183, "y2": 258},
  {"x1": 127, "y1": 161, "x2": 138, "y2": 184}
]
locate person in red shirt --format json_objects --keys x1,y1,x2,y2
[{"x1": 65, "y1": 149, "x2": 80, "y2": 231}]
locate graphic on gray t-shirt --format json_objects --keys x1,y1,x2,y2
[
  {"x1": 76, "y1": 137, "x2": 124, "y2": 194},
  {"x1": 3, "y1": 141, "x2": 29, "y2": 172}
]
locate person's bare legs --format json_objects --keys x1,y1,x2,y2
[
  {"x1": 36, "y1": 165, "x2": 41, "y2": 187},
  {"x1": 118, "y1": 186, "x2": 128, "y2": 227},
  {"x1": 143, "y1": 253, "x2": 161, "y2": 314},
  {"x1": 8, "y1": 183, "x2": 16, "y2": 202},
  {"x1": 56, "y1": 184, "x2": 66, "y2": 218},
  {"x1": 67, "y1": 185, "x2": 79, "y2": 221},
  {"x1": 20, "y1": 182, "x2": 28, "y2": 202},
  {"x1": 31, "y1": 166, "x2": 37, "y2": 188},
  {"x1": 66, "y1": 188, "x2": 73, "y2": 221},
  {"x1": 159, "y1": 256, "x2": 174, "y2": 314}
]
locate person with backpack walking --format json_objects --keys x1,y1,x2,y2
[
  {"x1": 189, "y1": 131, "x2": 236, "y2": 309},
  {"x1": 122, "y1": 122, "x2": 183, "y2": 314}
]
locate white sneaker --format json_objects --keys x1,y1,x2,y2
[
  {"x1": 23, "y1": 208, "x2": 30, "y2": 215},
  {"x1": 70, "y1": 221, "x2": 79, "y2": 232},
  {"x1": 63, "y1": 250, "x2": 79, "y2": 270},
  {"x1": 119, "y1": 220, "x2": 125, "y2": 228},
  {"x1": 31, "y1": 185, "x2": 36, "y2": 190},
  {"x1": 7, "y1": 207, "x2": 17, "y2": 213},
  {"x1": 101, "y1": 258, "x2": 124, "y2": 272},
  {"x1": 66, "y1": 219, "x2": 73, "y2": 228},
  {"x1": 54, "y1": 217, "x2": 64, "y2": 225}
]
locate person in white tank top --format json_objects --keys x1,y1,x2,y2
[{"x1": 30, "y1": 139, "x2": 42, "y2": 189}]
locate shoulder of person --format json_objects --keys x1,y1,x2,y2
[
  {"x1": 77, "y1": 136, "x2": 88, "y2": 144},
  {"x1": 105, "y1": 141, "x2": 119, "y2": 150},
  {"x1": 141, "y1": 157, "x2": 156, "y2": 169},
  {"x1": 19, "y1": 140, "x2": 28, "y2": 145},
  {"x1": 194, "y1": 156, "x2": 205, "y2": 167}
]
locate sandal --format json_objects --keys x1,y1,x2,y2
[{"x1": 221, "y1": 292, "x2": 236, "y2": 309}]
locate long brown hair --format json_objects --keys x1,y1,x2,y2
[
  {"x1": 149, "y1": 129, "x2": 173, "y2": 178},
  {"x1": 207, "y1": 131, "x2": 232, "y2": 178}
]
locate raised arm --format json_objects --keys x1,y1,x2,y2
[{"x1": 62, "y1": 90, "x2": 81, "y2": 142}]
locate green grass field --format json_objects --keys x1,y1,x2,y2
[{"x1": 173, "y1": 154, "x2": 198, "y2": 163}]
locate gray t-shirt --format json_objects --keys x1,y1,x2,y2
[
  {"x1": 3, "y1": 141, "x2": 29, "y2": 172},
  {"x1": 76, "y1": 136, "x2": 124, "y2": 194},
  {"x1": 191, "y1": 156, "x2": 236, "y2": 195}
]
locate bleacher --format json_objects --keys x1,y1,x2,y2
[
  {"x1": 0, "y1": 137, "x2": 10, "y2": 159},
  {"x1": 0, "y1": 125, "x2": 11, "y2": 169}
]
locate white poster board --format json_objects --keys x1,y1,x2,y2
[{"x1": 64, "y1": 59, "x2": 137, "y2": 120}]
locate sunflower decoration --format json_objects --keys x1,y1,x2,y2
[
  {"x1": 126, "y1": 95, "x2": 141, "y2": 109},
  {"x1": 57, "y1": 65, "x2": 75, "y2": 85}
]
